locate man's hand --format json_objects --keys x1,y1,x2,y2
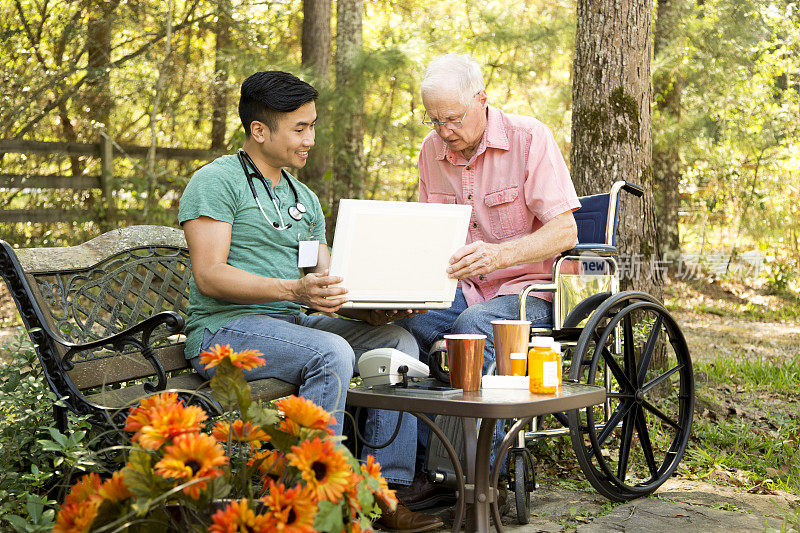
[
  {"x1": 293, "y1": 270, "x2": 348, "y2": 313},
  {"x1": 447, "y1": 241, "x2": 504, "y2": 280},
  {"x1": 363, "y1": 309, "x2": 427, "y2": 326}
]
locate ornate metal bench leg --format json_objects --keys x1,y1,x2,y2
[{"x1": 54, "y1": 404, "x2": 68, "y2": 433}]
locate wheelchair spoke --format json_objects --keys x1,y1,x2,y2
[
  {"x1": 642, "y1": 364, "x2": 681, "y2": 393},
  {"x1": 623, "y1": 313, "x2": 638, "y2": 388},
  {"x1": 599, "y1": 345, "x2": 635, "y2": 391},
  {"x1": 635, "y1": 407, "x2": 659, "y2": 477},
  {"x1": 641, "y1": 399, "x2": 682, "y2": 431},
  {"x1": 596, "y1": 400, "x2": 632, "y2": 447},
  {"x1": 637, "y1": 315, "x2": 663, "y2": 385},
  {"x1": 616, "y1": 406, "x2": 637, "y2": 480}
]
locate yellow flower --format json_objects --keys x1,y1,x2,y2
[
  {"x1": 261, "y1": 481, "x2": 317, "y2": 533},
  {"x1": 154, "y1": 433, "x2": 229, "y2": 499},
  {"x1": 200, "y1": 344, "x2": 265, "y2": 371},
  {"x1": 361, "y1": 455, "x2": 397, "y2": 509},
  {"x1": 275, "y1": 395, "x2": 335, "y2": 436},
  {"x1": 97, "y1": 472, "x2": 133, "y2": 503},
  {"x1": 286, "y1": 437, "x2": 352, "y2": 503},
  {"x1": 212, "y1": 419, "x2": 270, "y2": 449},
  {"x1": 134, "y1": 402, "x2": 208, "y2": 450},
  {"x1": 208, "y1": 499, "x2": 271, "y2": 533}
]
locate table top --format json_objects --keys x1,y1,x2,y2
[{"x1": 347, "y1": 380, "x2": 605, "y2": 419}]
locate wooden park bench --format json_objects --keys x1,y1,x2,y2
[{"x1": 0, "y1": 225, "x2": 298, "y2": 436}]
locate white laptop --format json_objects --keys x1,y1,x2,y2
[{"x1": 329, "y1": 199, "x2": 472, "y2": 309}]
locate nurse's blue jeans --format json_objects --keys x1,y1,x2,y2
[
  {"x1": 398, "y1": 287, "x2": 553, "y2": 468},
  {"x1": 189, "y1": 313, "x2": 418, "y2": 485}
]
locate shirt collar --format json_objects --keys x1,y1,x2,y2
[{"x1": 433, "y1": 105, "x2": 510, "y2": 162}]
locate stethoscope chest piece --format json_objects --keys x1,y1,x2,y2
[{"x1": 288, "y1": 203, "x2": 307, "y2": 221}]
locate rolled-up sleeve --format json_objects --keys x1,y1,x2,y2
[{"x1": 523, "y1": 125, "x2": 580, "y2": 224}]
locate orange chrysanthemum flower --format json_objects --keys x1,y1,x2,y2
[
  {"x1": 134, "y1": 402, "x2": 208, "y2": 450},
  {"x1": 261, "y1": 481, "x2": 317, "y2": 533},
  {"x1": 53, "y1": 501, "x2": 99, "y2": 533},
  {"x1": 154, "y1": 433, "x2": 229, "y2": 499},
  {"x1": 208, "y1": 499, "x2": 271, "y2": 533},
  {"x1": 286, "y1": 437, "x2": 352, "y2": 503},
  {"x1": 275, "y1": 395, "x2": 335, "y2": 436},
  {"x1": 212, "y1": 419, "x2": 270, "y2": 449},
  {"x1": 361, "y1": 455, "x2": 397, "y2": 508},
  {"x1": 200, "y1": 344, "x2": 265, "y2": 371},
  {"x1": 54, "y1": 473, "x2": 103, "y2": 533},
  {"x1": 124, "y1": 392, "x2": 179, "y2": 433},
  {"x1": 249, "y1": 449, "x2": 287, "y2": 479},
  {"x1": 63, "y1": 473, "x2": 102, "y2": 506},
  {"x1": 97, "y1": 472, "x2": 133, "y2": 503}
]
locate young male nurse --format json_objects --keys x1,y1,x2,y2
[{"x1": 179, "y1": 70, "x2": 442, "y2": 532}]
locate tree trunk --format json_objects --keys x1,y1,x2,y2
[
  {"x1": 332, "y1": 0, "x2": 363, "y2": 243},
  {"x1": 301, "y1": 0, "x2": 332, "y2": 202},
  {"x1": 86, "y1": 1, "x2": 119, "y2": 228},
  {"x1": 570, "y1": 0, "x2": 661, "y2": 300},
  {"x1": 210, "y1": 0, "x2": 232, "y2": 150},
  {"x1": 653, "y1": 0, "x2": 687, "y2": 271},
  {"x1": 144, "y1": 0, "x2": 174, "y2": 219}
]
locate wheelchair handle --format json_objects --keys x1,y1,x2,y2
[{"x1": 622, "y1": 181, "x2": 644, "y2": 197}]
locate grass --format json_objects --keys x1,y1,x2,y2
[{"x1": 697, "y1": 354, "x2": 800, "y2": 394}]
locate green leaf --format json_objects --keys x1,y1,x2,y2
[
  {"x1": 26, "y1": 494, "x2": 43, "y2": 521},
  {"x1": 4, "y1": 515, "x2": 30, "y2": 531},
  {"x1": 313, "y1": 500, "x2": 345, "y2": 532},
  {"x1": 210, "y1": 358, "x2": 251, "y2": 412},
  {"x1": 47, "y1": 428, "x2": 67, "y2": 447}
]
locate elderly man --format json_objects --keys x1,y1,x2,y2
[{"x1": 398, "y1": 54, "x2": 580, "y2": 508}]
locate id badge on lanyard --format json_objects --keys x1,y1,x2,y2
[{"x1": 297, "y1": 223, "x2": 319, "y2": 268}]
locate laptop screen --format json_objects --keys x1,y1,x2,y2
[{"x1": 329, "y1": 200, "x2": 471, "y2": 307}]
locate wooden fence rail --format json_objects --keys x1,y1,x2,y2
[{"x1": 0, "y1": 139, "x2": 222, "y2": 225}]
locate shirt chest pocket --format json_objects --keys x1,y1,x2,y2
[
  {"x1": 484, "y1": 186, "x2": 526, "y2": 240},
  {"x1": 427, "y1": 192, "x2": 457, "y2": 204}
]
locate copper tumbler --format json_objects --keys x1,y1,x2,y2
[
  {"x1": 491, "y1": 320, "x2": 531, "y2": 375},
  {"x1": 444, "y1": 334, "x2": 485, "y2": 391}
]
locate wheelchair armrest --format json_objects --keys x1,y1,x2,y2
[{"x1": 562, "y1": 244, "x2": 618, "y2": 257}]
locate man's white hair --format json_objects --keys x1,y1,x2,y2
[{"x1": 421, "y1": 54, "x2": 485, "y2": 107}]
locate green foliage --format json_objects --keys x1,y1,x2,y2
[{"x1": 0, "y1": 334, "x2": 99, "y2": 531}]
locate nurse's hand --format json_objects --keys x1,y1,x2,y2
[
  {"x1": 447, "y1": 241, "x2": 503, "y2": 280},
  {"x1": 364, "y1": 309, "x2": 426, "y2": 326},
  {"x1": 294, "y1": 271, "x2": 348, "y2": 313}
]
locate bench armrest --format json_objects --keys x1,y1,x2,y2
[{"x1": 59, "y1": 311, "x2": 185, "y2": 393}]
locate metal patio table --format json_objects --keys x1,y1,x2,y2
[{"x1": 347, "y1": 381, "x2": 605, "y2": 533}]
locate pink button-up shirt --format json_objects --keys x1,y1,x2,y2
[{"x1": 418, "y1": 106, "x2": 580, "y2": 306}]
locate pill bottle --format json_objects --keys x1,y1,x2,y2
[
  {"x1": 550, "y1": 341, "x2": 563, "y2": 389},
  {"x1": 510, "y1": 352, "x2": 527, "y2": 376},
  {"x1": 528, "y1": 337, "x2": 558, "y2": 394}
]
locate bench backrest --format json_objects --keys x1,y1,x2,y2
[{"x1": 1, "y1": 226, "x2": 192, "y2": 391}]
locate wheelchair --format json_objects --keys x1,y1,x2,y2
[{"x1": 424, "y1": 180, "x2": 695, "y2": 524}]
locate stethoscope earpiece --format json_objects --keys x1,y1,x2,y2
[{"x1": 238, "y1": 150, "x2": 305, "y2": 231}]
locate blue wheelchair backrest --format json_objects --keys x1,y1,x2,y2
[{"x1": 574, "y1": 193, "x2": 617, "y2": 247}]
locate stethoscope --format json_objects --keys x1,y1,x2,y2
[{"x1": 237, "y1": 149, "x2": 306, "y2": 230}]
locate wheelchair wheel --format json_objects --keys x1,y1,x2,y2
[
  {"x1": 511, "y1": 450, "x2": 533, "y2": 524},
  {"x1": 567, "y1": 291, "x2": 694, "y2": 501}
]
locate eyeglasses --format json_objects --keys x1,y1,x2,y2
[{"x1": 421, "y1": 91, "x2": 481, "y2": 130}]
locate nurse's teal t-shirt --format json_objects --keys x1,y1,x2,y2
[{"x1": 178, "y1": 154, "x2": 327, "y2": 360}]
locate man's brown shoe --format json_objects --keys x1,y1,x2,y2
[
  {"x1": 394, "y1": 471, "x2": 457, "y2": 511},
  {"x1": 376, "y1": 499, "x2": 443, "y2": 532}
]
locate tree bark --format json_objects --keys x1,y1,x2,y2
[
  {"x1": 86, "y1": 0, "x2": 119, "y2": 228},
  {"x1": 332, "y1": 0, "x2": 364, "y2": 242},
  {"x1": 570, "y1": 0, "x2": 661, "y2": 299},
  {"x1": 144, "y1": 0, "x2": 174, "y2": 219},
  {"x1": 653, "y1": 0, "x2": 687, "y2": 271},
  {"x1": 210, "y1": 0, "x2": 232, "y2": 150},
  {"x1": 301, "y1": 0, "x2": 332, "y2": 202}
]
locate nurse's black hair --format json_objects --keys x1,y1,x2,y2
[{"x1": 239, "y1": 71, "x2": 318, "y2": 136}]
